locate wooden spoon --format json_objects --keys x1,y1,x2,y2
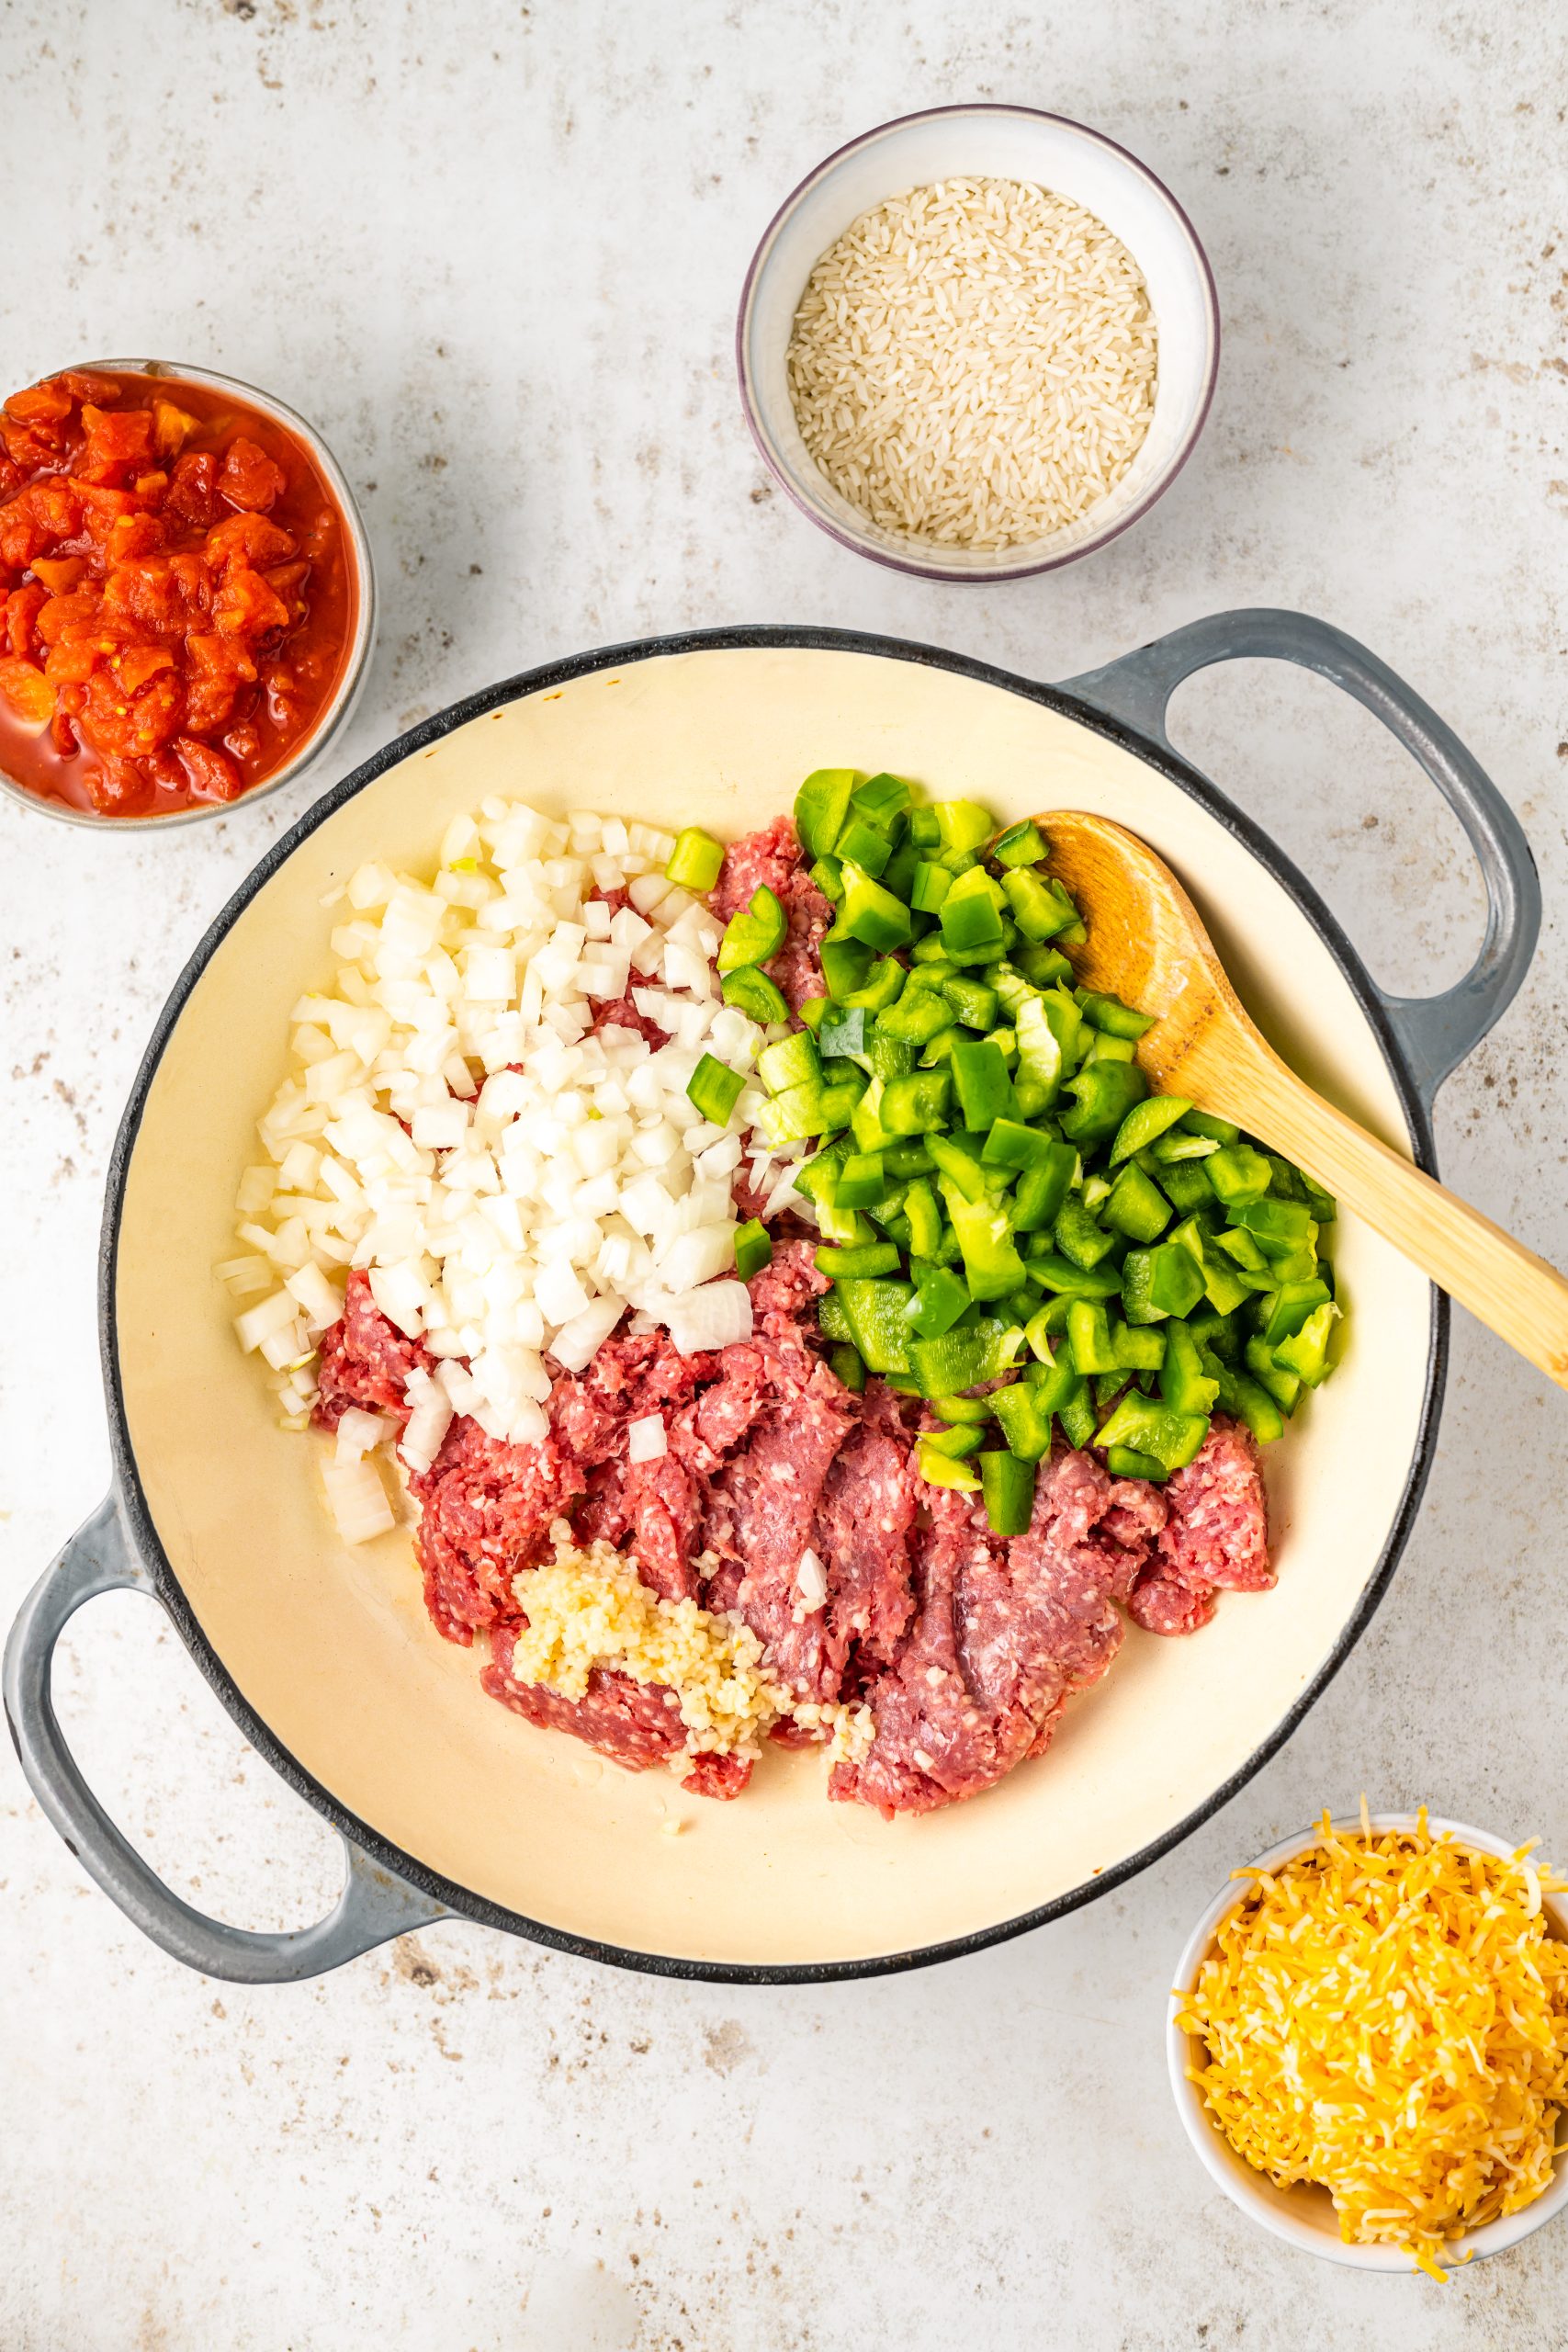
[{"x1": 1042, "y1": 809, "x2": 1568, "y2": 1390}]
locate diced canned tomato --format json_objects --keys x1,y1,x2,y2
[{"x1": 0, "y1": 368, "x2": 357, "y2": 816}]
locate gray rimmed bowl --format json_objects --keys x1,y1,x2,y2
[
  {"x1": 737, "y1": 105, "x2": 1221, "y2": 582},
  {"x1": 0, "y1": 357, "x2": 375, "y2": 831}
]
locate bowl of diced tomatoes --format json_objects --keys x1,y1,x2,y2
[{"x1": 0, "y1": 359, "x2": 375, "y2": 825}]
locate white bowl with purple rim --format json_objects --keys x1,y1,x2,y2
[
  {"x1": 736, "y1": 103, "x2": 1221, "y2": 583},
  {"x1": 1168, "y1": 1813, "x2": 1568, "y2": 2270}
]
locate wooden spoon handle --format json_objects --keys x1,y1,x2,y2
[{"x1": 1209, "y1": 1057, "x2": 1568, "y2": 1390}]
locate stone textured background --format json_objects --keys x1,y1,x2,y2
[{"x1": 3, "y1": 1, "x2": 1565, "y2": 2345}]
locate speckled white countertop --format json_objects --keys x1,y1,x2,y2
[{"x1": 4, "y1": 3, "x2": 1567, "y2": 2346}]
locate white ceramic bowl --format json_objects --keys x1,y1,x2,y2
[
  {"x1": 1168, "y1": 1813, "x2": 1568, "y2": 2270},
  {"x1": 736, "y1": 104, "x2": 1220, "y2": 582},
  {"x1": 0, "y1": 357, "x2": 376, "y2": 831}
]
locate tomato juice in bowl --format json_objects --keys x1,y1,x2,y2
[{"x1": 0, "y1": 360, "x2": 374, "y2": 826}]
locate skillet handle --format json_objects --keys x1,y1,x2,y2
[
  {"x1": 4, "y1": 1495, "x2": 450, "y2": 1983},
  {"x1": 1057, "y1": 608, "x2": 1540, "y2": 1113}
]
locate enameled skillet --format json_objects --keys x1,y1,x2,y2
[{"x1": 4, "y1": 612, "x2": 1538, "y2": 1983}]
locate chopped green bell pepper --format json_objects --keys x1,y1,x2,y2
[
  {"x1": 833, "y1": 1149, "x2": 886, "y2": 1209},
  {"x1": 924, "y1": 1421, "x2": 987, "y2": 1461},
  {"x1": 901, "y1": 1177, "x2": 944, "y2": 1259},
  {"x1": 733, "y1": 1218, "x2": 773, "y2": 1282},
  {"x1": 717, "y1": 885, "x2": 786, "y2": 974},
  {"x1": 942, "y1": 973, "x2": 999, "y2": 1031},
  {"x1": 795, "y1": 767, "x2": 855, "y2": 861},
  {"x1": 852, "y1": 772, "x2": 912, "y2": 831},
  {"x1": 904, "y1": 1264, "x2": 971, "y2": 1339},
  {"x1": 980, "y1": 1449, "x2": 1037, "y2": 1536},
  {"x1": 817, "y1": 1241, "x2": 901, "y2": 1279},
  {"x1": 982, "y1": 1118, "x2": 1056, "y2": 1171},
  {"x1": 1112, "y1": 1322, "x2": 1166, "y2": 1372},
  {"x1": 1244, "y1": 1335, "x2": 1301, "y2": 1413},
  {"x1": 1002, "y1": 867, "x2": 1080, "y2": 944},
  {"x1": 989, "y1": 1381, "x2": 1054, "y2": 1462},
  {"x1": 809, "y1": 855, "x2": 844, "y2": 903},
  {"x1": 876, "y1": 989, "x2": 954, "y2": 1047},
  {"x1": 1077, "y1": 990, "x2": 1154, "y2": 1041},
  {"x1": 1012, "y1": 1143, "x2": 1077, "y2": 1234},
  {"x1": 1160, "y1": 1320, "x2": 1220, "y2": 1417},
  {"x1": 882, "y1": 1069, "x2": 953, "y2": 1135},
  {"x1": 1205, "y1": 1143, "x2": 1272, "y2": 1206},
  {"x1": 840, "y1": 957, "x2": 907, "y2": 1014},
  {"x1": 686, "y1": 1053, "x2": 745, "y2": 1125},
  {"x1": 1258, "y1": 1278, "x2": 1332, "y2": 1349},
  {"x1": 835, "y1": 816, "x2": 892, "y2": 876},
  {"x1": 721, "y1": 965, "x2": 789, "y2": 1024},
  {"x1": 1109, "y1": 1094, "x2": 1192, "y2": 1167},
  {"x1": 1213, "y1": 1364, "x2": 1285, "y2": 1444},
  {"x1": 1229, "y1": 1196, "x2": 1317, "y2": 1253},
  {"x1": 757, "y1": 1029, "x2": 821, "y2": 1097},
  {"x1": 665, "y1": 826, "x2": 725, "y2": 891},
  {"x1": 932, "y1": 1390, "x2": 996, "y2": 1424},
  {"x1": 1104, "y1": 1161, "x2": 1172, "y2": 1244},
  {"x1": 829, "y1": 1342, "x2": 866, "y2": 1393},
  {"x1": 1053, "y1": 1195, "x2": 1118, "y2": 1271},
  {"x1": 939, "y1": 867, "x2": 1008, "y2": 960},
  {"x1": 1067, "y1": 1298, "x2": 1119, "y2": 1376},
  {"x1": 1181, "y1": 1109, "x2": 1240, "y2": 1147},
  {"x1": 915, "y1": 1438, "x2": 982, "y2": 1491},
  {"x1": 991, "y1": 818, "x2": 1048, "y2": 868},
  {"x1": 1094, "y1": 1390, "x2": 1210, "y2": 1472},
  {"x1": 838, "y1": 861, "x2": 912, "y2": 952},
  {"x1": 942, "y1": 1181, "x2": 1028, "y2": 1301},
  {"x1": 1056, "y1": 1377, "x2": 1097, "y2": 1448},
  {"x1": 1059, "y1": 1057, "x2": 1148, "y2": 1145},
  {"x1": 821, "y1": 937, "x2": 874, "y2": 1001},
  {"x1": 932, "y1": 799, "x2": 993, "y2": 854},
  {"x1": 818, "y1": 1006, "x2": 868, "y2": 1061},
  {"x1": 950, "y1": 1038, "x2": 1018, "y2": 1130},
  {"x1": 1273, "y1": 1299, "x2": 1339, "y2": 1386},
  {"x1": 910, "y1": 861, "x2": 953, "y2": 915},
  {"x1": 908, "y1": 1315, "x2": 1024, "y2": 1398},
  {"x1": 833, "y1": 1277, "x2": 914, "y2": 1374}
]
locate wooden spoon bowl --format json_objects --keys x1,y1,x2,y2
[{"x1": 1043, "y1": 809, "x2": 1568, "y2": 1391}]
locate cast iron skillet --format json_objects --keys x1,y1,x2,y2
[{"x1": 3, "y1": 610, "x2": 1540, "y2": 1983}]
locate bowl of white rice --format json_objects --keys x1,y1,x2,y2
[{"x1": 737, "y1": 104, "x2": 1219, "y2": 582}]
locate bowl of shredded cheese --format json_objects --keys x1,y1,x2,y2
[
  {"x1": 1168, "y1": 1809, "x2": 1568, "y2": 2277},
  {"x1": 737, "y1": 104, "x2": 1219, "y2": 581}
]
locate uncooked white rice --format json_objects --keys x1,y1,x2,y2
[{"x1": 785, "y1": 176, "x2": 1158, "y2": 552}]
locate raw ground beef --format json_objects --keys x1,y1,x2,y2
[
  {"x1": 309, "y1": 821, "x2": 1275, "y2": 1811},
  {"x1": 315, "y1": 1270, "x2": 1272, "y2": 1810},
  {"x1": 713, "y1": 814, "x2": 832, "y2": 1014},
  {"x1": 313, "y1": 1269, "x2": 432, "y2": 1428}
]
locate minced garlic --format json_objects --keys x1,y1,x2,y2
[
  {"x1": 1177, "y1": 1806, "x2": 1568, "y2": 2278},
  {"x1": 508, "y1": 1522, "x2": 874, "y2": 1766}
]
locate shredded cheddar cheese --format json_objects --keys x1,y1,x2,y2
[
  {"x1": 1176, "y1": 1807, "x2": 1568, "y2": 2278},
  {"x1": 507, "y1": 1522, "x2": 874, "y2": 1767}
]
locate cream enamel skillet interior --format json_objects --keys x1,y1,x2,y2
[{"x1": 4, "y1": 616, "x2": 1539, "y2": 1983}]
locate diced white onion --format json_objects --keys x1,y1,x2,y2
[
  {"x1": 665, "y1": 1281, "x2": 752, "y2": 1357},
  {"x1": 626, "y1": 1412, "x2": 668, "y2": 1464},
  {"x1": 235, "y1": 1290, "x2": 299, "y2": 1352},
  {"x1": 795, "y1": 1548, "x2": 828, "y2": 1612},
  {"x1": 550, "y1": 1296, "x2": 625, "y2": 1374},
  {"x1": 335, "y1": 1408, "x2": 395, "y2": 1461},
  {"x1": 321, "y1": 1454, "x2": 395, "y2": 1544},
  {"x1": 286, "y1": 1261, "x2": 344, "y2": 1331},
  {"x1": 231, "y1": 795, "x2": 794, "y2": 1447},
  {"x1": 399, "y1": 1367, "x2": 456, "y2": 1477}
]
